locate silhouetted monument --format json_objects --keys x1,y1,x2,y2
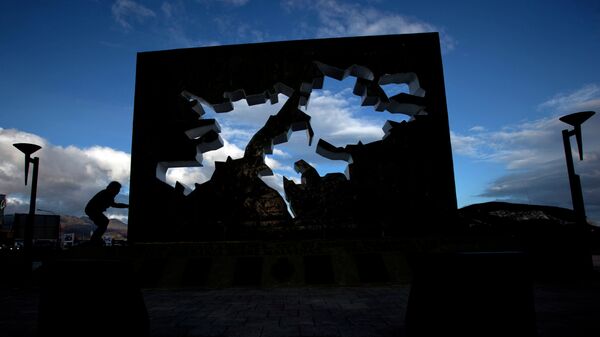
[{"x1": 129, "y1": 33, "x2": 456, "y2": 242}]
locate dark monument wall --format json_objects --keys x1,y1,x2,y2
[{"x1": 129, "y1": 33, "x2": 456, "y2": 242}]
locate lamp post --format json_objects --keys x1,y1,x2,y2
[
  {"x1": 558, "y1": 111, "x2": 595, "y2": 223},
  {"x1": 13, "y1": 143, "x2": 42, "y2": 263}
]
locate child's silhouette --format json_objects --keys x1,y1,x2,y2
[{"x1": 85, "y1": 181, "x2": 128, "y2": 246}]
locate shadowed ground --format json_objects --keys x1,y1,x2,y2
[{"x1": 2, "y1": 268, "x2": 600, "y2": 337}]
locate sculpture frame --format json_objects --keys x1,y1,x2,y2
[{"x1": 129, "y1": 33, "x2": 456, "y2": 242}]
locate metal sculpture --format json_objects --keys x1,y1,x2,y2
[{"x1": 129, "y1": 33, "x2": 456, "y2": 242}]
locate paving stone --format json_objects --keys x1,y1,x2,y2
[
  {"x1": 313, "y1": 313, "x2": 346, "y2": 326},
  {"x1": 187, "y1": 325, "x2": 228, "y2": 337},
  {"x1": 235, "y1": 309, "x2": 269, "y2": 319},
  {"x1": 279, "y1": 315, "x2": 314, "y2": 326},
  {"x1": 261, "y1": 325, "x2": 301, "y2": 337},
  {"x1": 5, "y1": 282, "x2": 600, "y2": 337},
  {"x1": 223, "y1": 325, "x2": 262, "y2": 337},
  {"x1": 299, "y1": 324, "x2": 340, "y2": 337},
  {"x1": 211, "y1": 317, "x2": 248, "y2": 327},
  {"x1": 338, "y1": 326, "x2": 384, "y2": 337}
]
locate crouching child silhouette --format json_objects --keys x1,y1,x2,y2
[{"x1": 85, "y1": 181, "x2": 128, "y2": 246}]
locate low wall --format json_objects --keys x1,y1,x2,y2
[
  {"x1": 127, "y1": 239, "x2": 415, "y2": 288},
  {"x1": 40, "y1": 234, "x2": 592, "y2": 288}
]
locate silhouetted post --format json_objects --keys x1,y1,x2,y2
[
  {"x1": 559, "y1": 111, "x2": 595, "y2": 223},
  {"x1": 559, "y1": 111, "x2": 595, "y2": 276},
  {"x1": 27, "y1": 157, "x2": 39, "y2": 251},
  {"x1": 13, "y1": 143, "x2": 42, "y2": 265},
  {"x1": 561, "y1": 130, "x2": 586, "y2": 221}
]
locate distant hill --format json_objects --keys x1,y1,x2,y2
[
  {"x1": 60, "y1": 214, "x2": 127, "y2": 240},
  {"x1": 457, "y1": 201, "x2": 598, "y2": 236},
  {"x1": 459, "y1": 201, "x2": 578, "y2": 225}
]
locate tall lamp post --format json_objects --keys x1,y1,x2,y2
[
  {"x1": 13, "y1": 143, "x2": 42, "y2": 263},
  {"x1": 558, "y1": 111, "x2": 595, "y2": 223}
]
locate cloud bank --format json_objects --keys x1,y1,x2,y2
[
  {"x1": 112, "y1": 0, "x2": 156, "y2": 30},
  {"x1": 110, "y1": 0, "x2": 454, "y2": 51},
  {"x1": 451, "y1": 84, "x2": 600, "y2": 222},
  {"x1": 282, "y1": 0, "x2": 455, "y2": 51}
]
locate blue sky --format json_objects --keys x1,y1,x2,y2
[{"x1": 1, "y1": 0, "x2": 599, "y2": 224}]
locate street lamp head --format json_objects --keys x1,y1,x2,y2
[
  {"x1": 559, "y1": 111, "x2": 595, "y2": 127},
  {"x1": 13, "y1": 143, "x2": 41, "y2": 156},
  {"x1": 13, "y1": 143, "x2": 42, "y2": 185},
  {"x1": 559, "y1": 111, "x2": 595, "y2": 161}
]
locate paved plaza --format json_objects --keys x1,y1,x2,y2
[{"x1": 2, "y1": 277, "x2": 600, "y2": 337}]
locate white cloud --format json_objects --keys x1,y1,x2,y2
[
  {"x1": 538, "y1": 84, "x2": 600, "y2": 113},
  {"x1": 161, "y1": 2, "x2": 174, "y2": 18},
  {"x1": 307, "y1": 89, "x2": 386, "y2": 146},
  {"x1": 111, "y1": 1, "x2": 223, "y2": 48},
  {"x1": 283, "y1": 0, "x2": 455, "y2": 51},
  {"x1": 203, "y1": 138, "x2": 246, "y2": 162},
  {"x1": 260, "y1": 173, "x2": 285, "y2": 196},
  {"x1": 264, "y1": 156, "x2": 283, "y2": 170},
  {"x1": 112, "y1": 0, "x2": 156, "y2": 29},
  {"x1": 469, "y1": 125, "x2": 486, "y2": 132},
  {"x1": 198, "y1": 0, "x2": 250, "y2": 6},
  {"x1": 164, "y1": 139, "x2": 245, "y2": 189},
  {"x1": 0, "y1": 128, "x2": 130, "y2": 220},
  {"x1": 219, "y1": 0, "x2": 250, "y2": 7},
  {"x1": 212, "y1": 15, "x2": 269, "y2": 43},
  {"x1": 158, "y1": 1, "x2": 218, "y2": 48},
  {"x1": 84, "y1": 146, "x2": 131, "y2": 182},
  {"x1": 105, "y1": 213, "x2": 130, "y2": 223},
  {"x1": 450, "y1": 131, "x2": 481, "y2": 157},
  {"x1": 272, "y1": 148, "x2": 289, "y2": 157},
  {"x1": 452, "y1": 116, "x2": 594, "y2": 169}
]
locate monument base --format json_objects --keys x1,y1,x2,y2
[{"x1": 48, "y1": 236, "x2": 522, "y2": 288}]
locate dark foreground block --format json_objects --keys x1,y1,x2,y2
[
  {"x1": 181, "y1": 257, "x2": 213, "y2": 286},
  {"x1": 304, "y1": 255, "x2": 335, "y2": 285},
  {"x1": 38, "y1": 259, "x2": 149, "y2": 337},
  {"x1": 233, "y1": 256, "x2": 264, "y2": 286},
  {"x1": 354, "y1": 253, "x2": 390, "y2": 283},
  {"x1": 406, "y1": 251, "x2": 536, "y2": 337}
]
